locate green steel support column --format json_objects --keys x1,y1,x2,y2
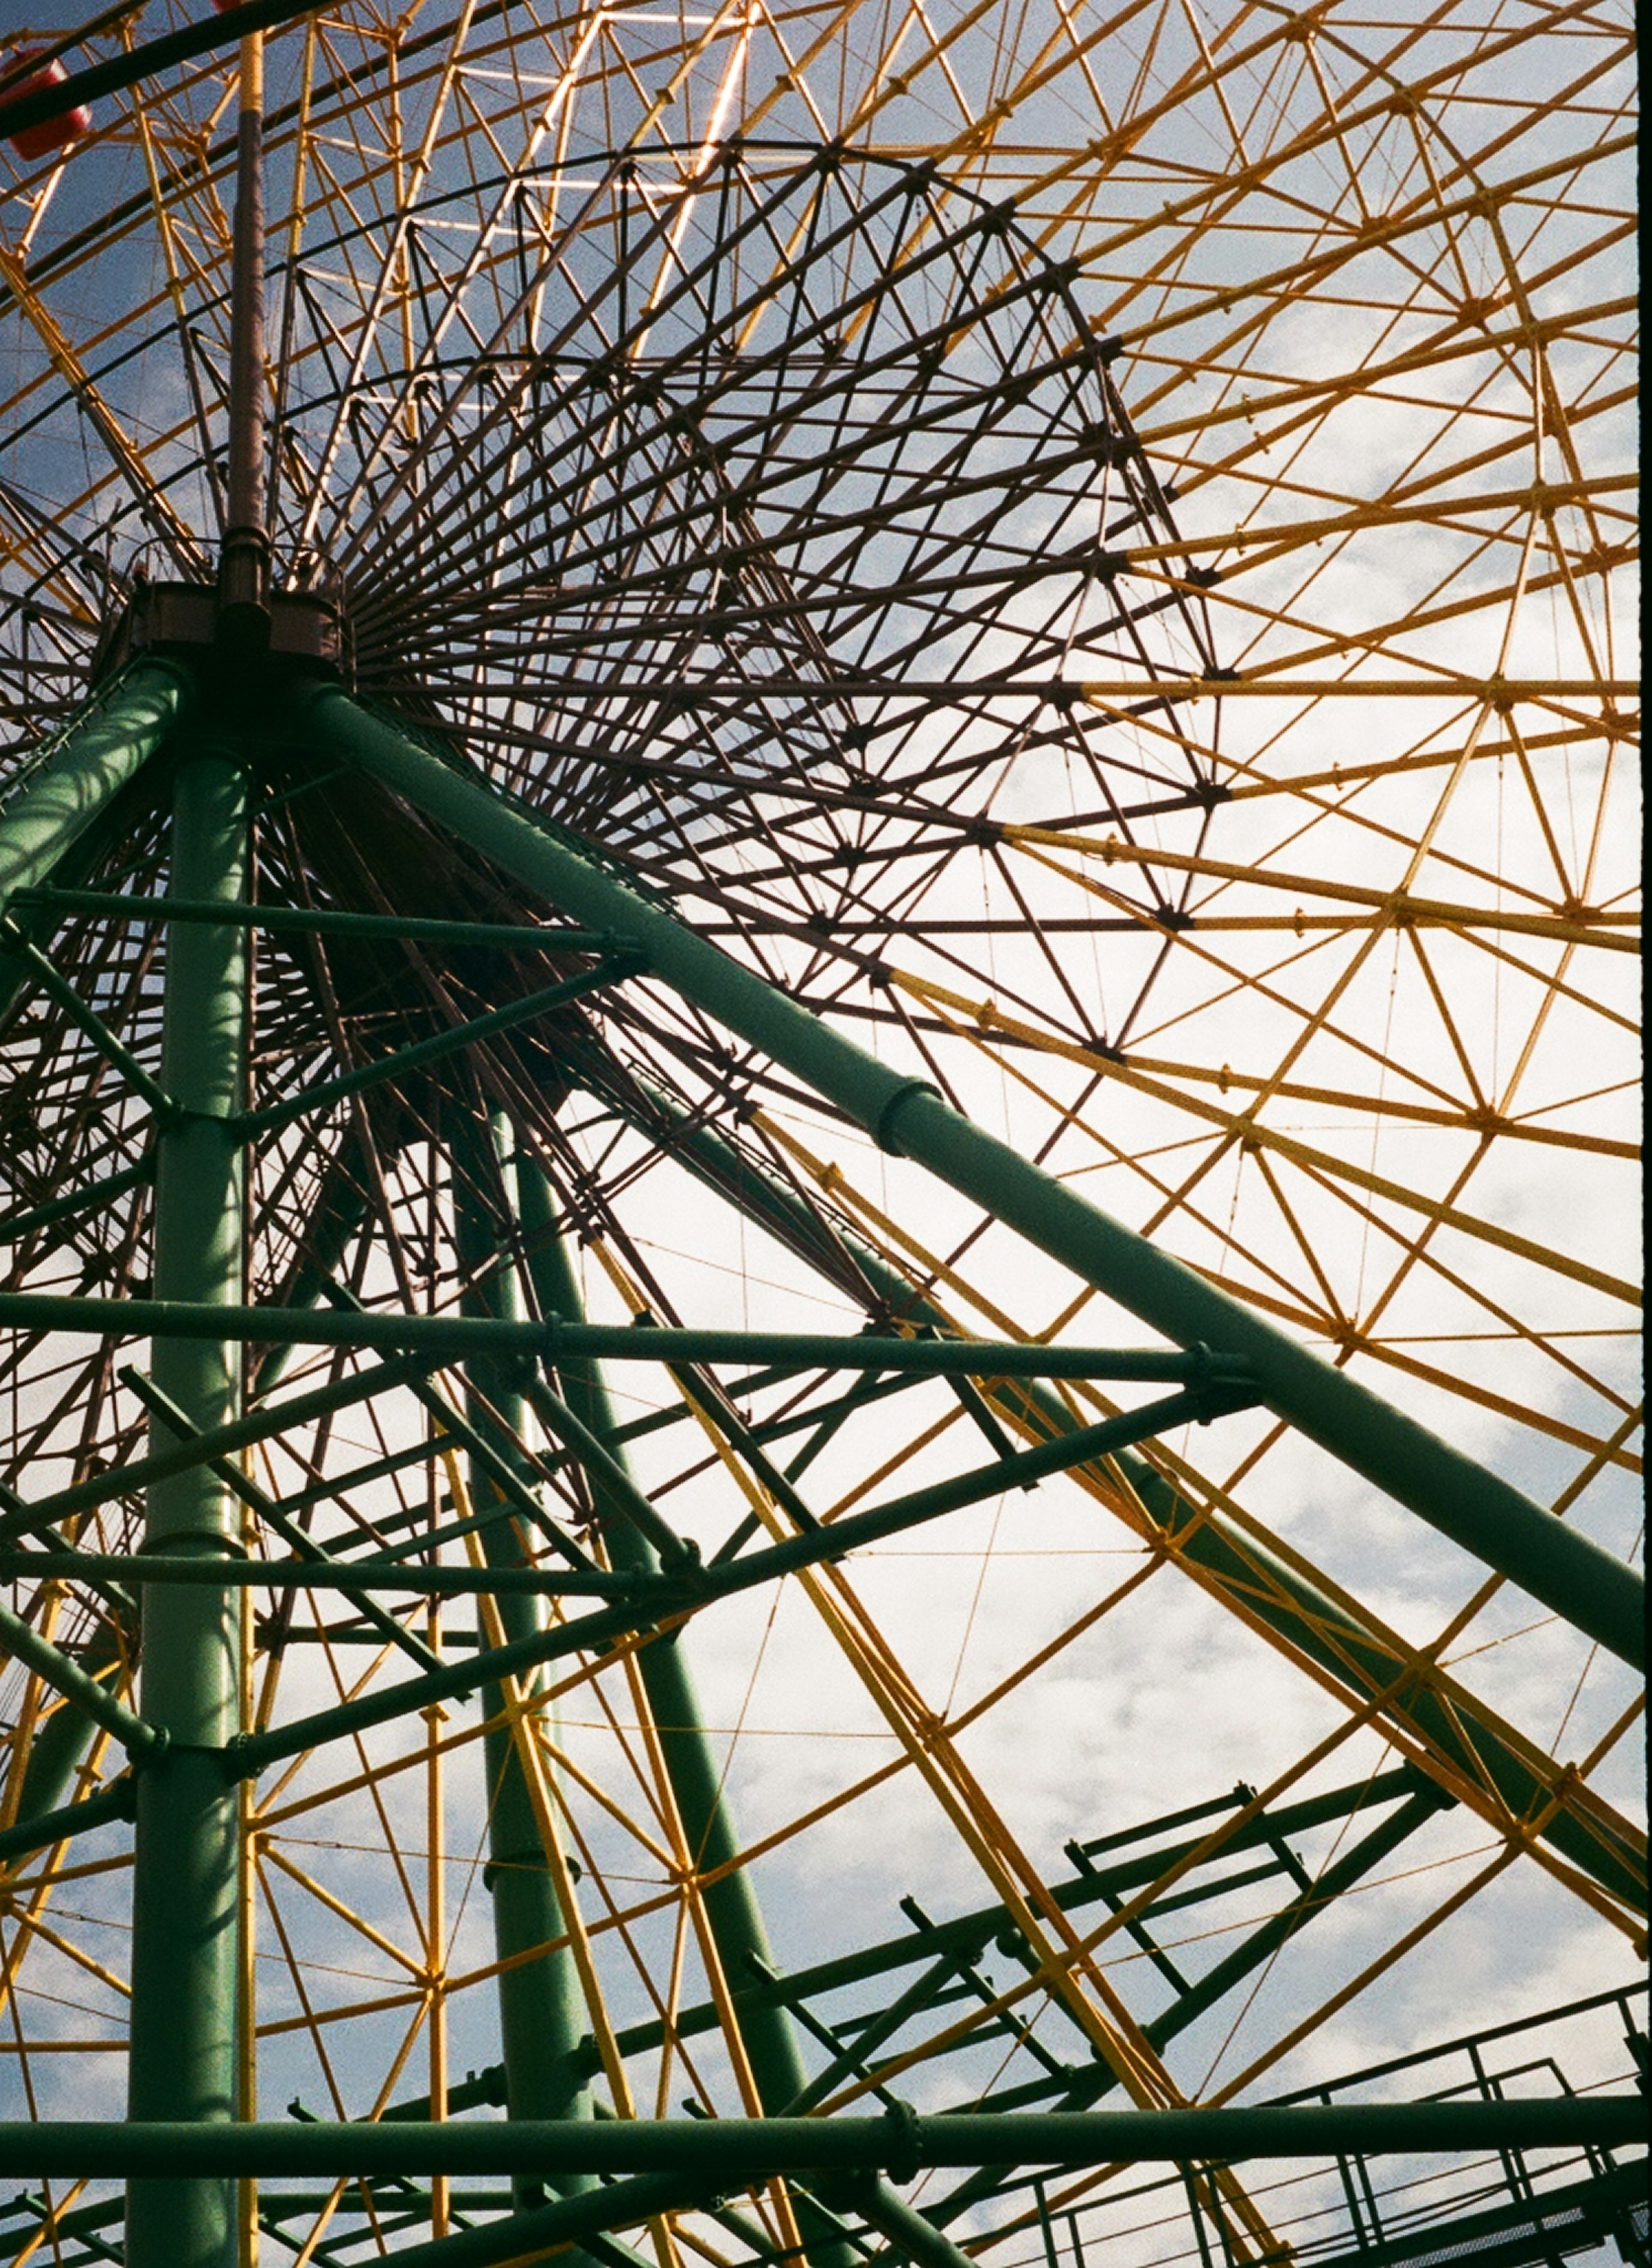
[
  {"x1": 451, "y1": 1111, "x2": 593, "y2": 2213},
  {"x1": 125, "y1": 737, "x2": 248, "y2": 2268},
  {"x1": 512, "y1": 1167, "x2": 858, "y2": 2268},
  {"x1": 0, "y1": 661, "x2": 192, "y2": 1024},
  {"x1": 514, "y1": 1164, "x2": 814, "y2": 2111},
  {"x1": 0, "y1": 663, "x2": 191, "y2": 909},
  {"x1": 299, "y1": 687, "x2": 1643, "y2": 1668}
]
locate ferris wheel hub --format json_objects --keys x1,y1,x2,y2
[{"x1": 88, "y1": 577, "x2": 348, "y2": 689}]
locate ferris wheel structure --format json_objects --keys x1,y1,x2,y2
[{"x1": 0, "y1": 6, "x2": 1641, "y2": 2268}]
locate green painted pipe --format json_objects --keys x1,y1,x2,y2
[
  {"x1": 0, "y1": 1776, "x2": 136, "y2": 1869},
  {"x1": 329, "y1": 2170, "x2": 700, "y2": 2268},
  {"x1": 0, "y1": 663, "x2": 189, "y2": 909},
  {"x1": 521, "y1": 1370, "x2": 696, "y2": 1567},
  {"x1": 0, "y1": 1157, "x2": 154, "y2": 1245},
  {"x1": 833, "y1": 2173, "x2": 979, "y2": 2268},
  {"x1": 0, "y1": 662, "x2": 192, "y2": 1036},
  {"x1": 0, "y1": 1290, "x2": 1254, "y2": 1384},
  {"x1": 297, "y1": 684, "x2": 1643, "y2": 1668},
  {"x1": 0, "y1": 1597, "x2": 161, "y2": 1759},
  {"x1": 0, "y1": 918, "x2": 175, "y2": 1113},
  {"x1": 0, "y1": 1552, "x2": 622, "y2": 1597},
  {"x1": 6, "y1": 1619, "x2": 129, "y2": 1820},
  {"x1": 452, "y1": 1110, "x2": 595, "y2": 2213},
  {"x1": 126, "y1": 738, "x2": 248, "y2": 2268},
  {"x1": 0, "y1": 2099, "x2": 1638, "y2": 2176},
  {"x1": 233, "y1": 957, "x2": 634, "y2": 1139},
  {"x1": 250, "y1": 1143, "x2": 372, "y2": 1398},
  {"x1": 512, "y1": 1180, "x2": 822, "y2": 2134}
]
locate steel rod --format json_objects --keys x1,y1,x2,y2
[
  {"x1": 125, "y1": 735, "x2": 249, "y2": 2268},
  {"x1": 0, "y1": 1293, "x2": 1255, "y2": 1383},
  {"x1": 453, "y1": 1111, "x2": 596, "y2": 2208},
  {"x1": 0, "y1": 2101, "x2": 1637, "y2": 2176},
  {"x1": 838, "y1": 2174, "x2": 978, "y2": 2268},
  {"x1": 16, "y1": 888, "x2": 620, "y2": 955},
  {"x1": 0, "y1": 918, "x2": 175, "y2": 1112},
  {"x1": 226, "y1": 1390, "x2": 1230, "y2": 1777},
  {"x1": 0, "y1": 1777, "x2": 136, "y2": 1870},
  {"x1": 0, "y1": 1598, "x2": 160, "y2": 1759},
  {"x1": 514, "y1": 1179, "x2": 826, "y2": 2153},
  {"x1": 0, "y1": 1554, "x2": 624, "y2": 1596},
  {"x1": 125, "y1": 1365, "x2": 440, "y2": 1672},
  {"x1": 0, "y1": 1354, "x2": 440, "y2": 1543},
  {"x1": 0, "y1": 1156, "x2": 154, "y2": 1244},
  {"x1": 232, "y1": 957, "x2": 637, "y2": 1139}
]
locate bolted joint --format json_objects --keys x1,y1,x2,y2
[
  {"x1": 482, "y1": 1847, "x2": 555, "y2": 1895},
  {"x1": 873, "y1": 1079, "x2": 940, "y2": 1157},
  {"x1": 217, "y1": 1733, "x2": 255, "y2": 1785},
  {"x1": 879, "y1": 2097, "x2": 923, "y2": 2184}
]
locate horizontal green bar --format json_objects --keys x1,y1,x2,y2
[
  {"x1": 19, "y1": 888, "x2": 625, "y2": 957},
  {"x1": 0, "y1": 1293, "x2": 1250, "y2": 1384},
  {"x1": 0, "y1": 2101, "x2": 1637, "y2": 2176},
  {"x1": 226, "y1": 1385, "x2": 1242, "y2": 1776},
  {"x1": 0, "y1": 1552, "x2": 624, "y2": 1598}
]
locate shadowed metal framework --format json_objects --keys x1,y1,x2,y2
[{"x1": 0, "y1": 6, "x2": 1642, "y2": 2268}]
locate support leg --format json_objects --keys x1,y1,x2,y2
[
  {"x1": 125, "y1": 739, "x2": 248, "y2": 2268},
  {"x1": 514, "y1": 1163, "x2": 857, "y2": 2268},
  {"x1": 451, "y1": 1111, "x2": 593, "y2": 2212}
]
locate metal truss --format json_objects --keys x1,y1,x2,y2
[{"x1": 0, "y1": 6, "x2": 1642, "y2": 2268}]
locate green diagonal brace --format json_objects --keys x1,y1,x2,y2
[
  {"x1": 0, "y1": 1597, "x2": 161, "y2": 1760},
  {"x1": 0, "y1": 662, "x2": 192, "y2": 1032},
  {"x1": 0, "y1": 663, "x2": 190, "y2": 909},
  {"x1": 290, "y1": 683, "x2": 1642, "y2": 1669}
]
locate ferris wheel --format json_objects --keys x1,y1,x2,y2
[{"x1": 0, "y1": 6, "x2": 1640, "y2": 2268}]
